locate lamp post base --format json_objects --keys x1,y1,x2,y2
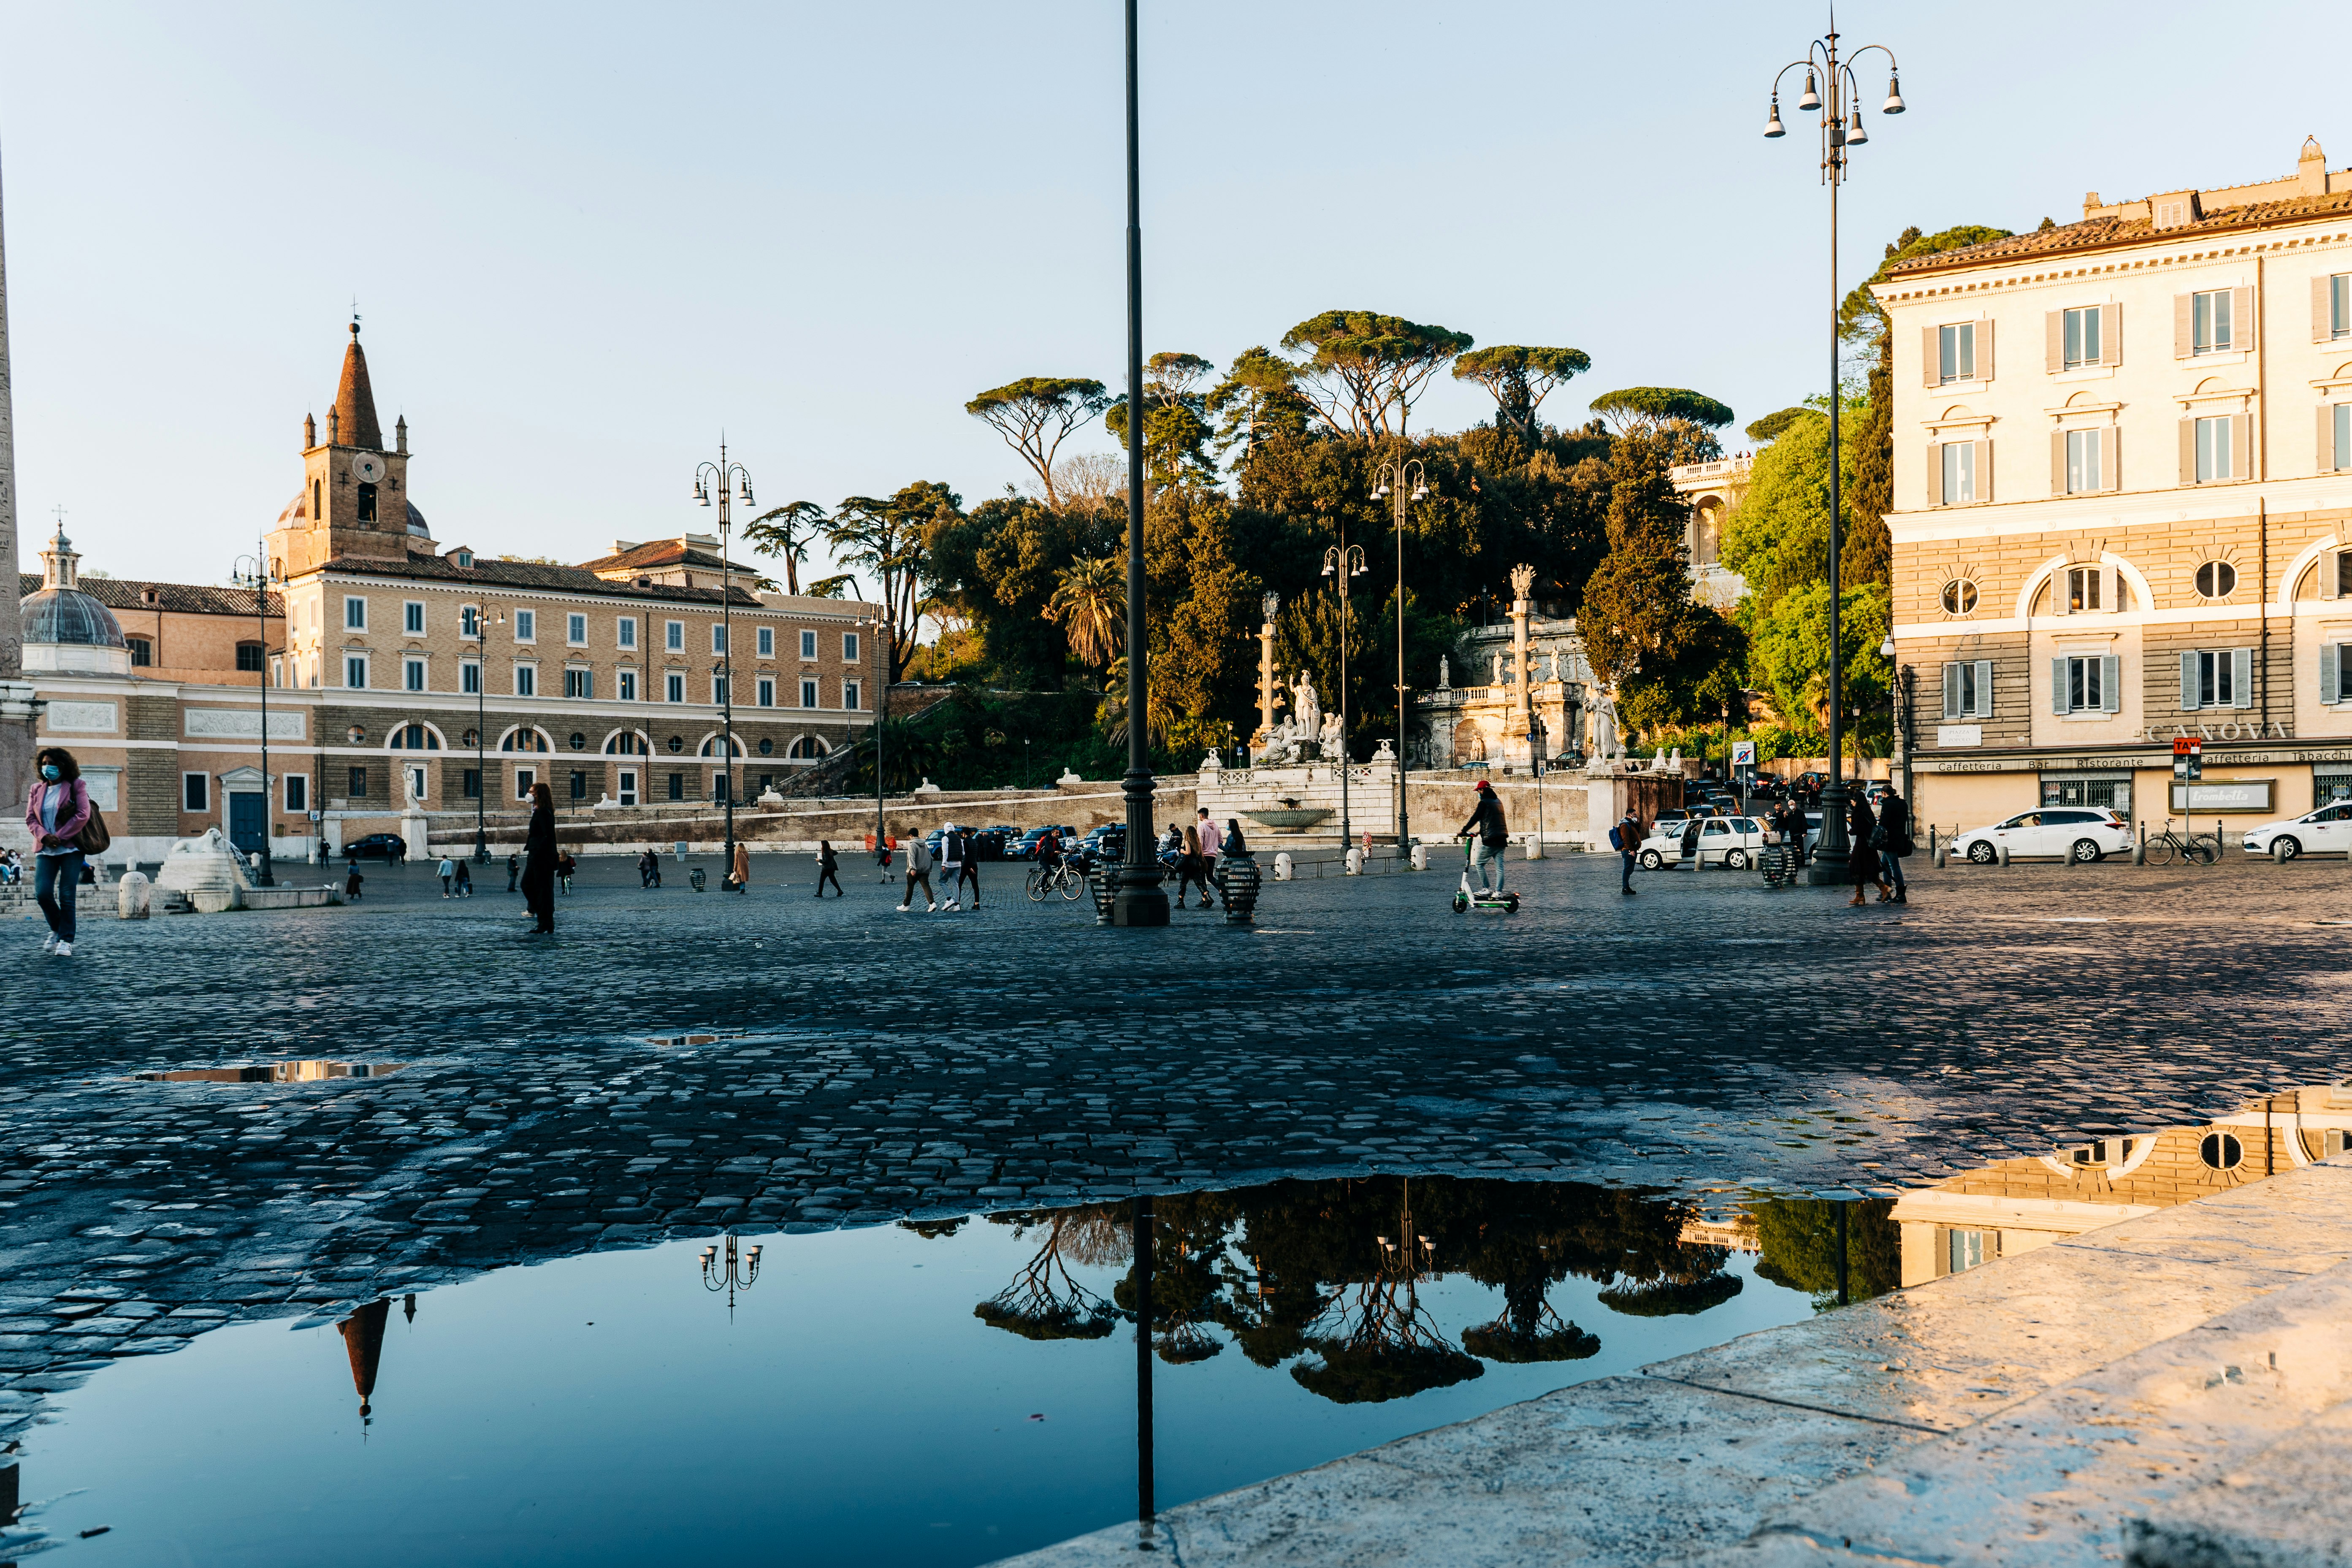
[
  {"x1": 1109, "y1": 865, "x2": 1171, "y2": 926},
  {"x1": 1807, "y1": 782, "x2": 1855, "y2": 886}
]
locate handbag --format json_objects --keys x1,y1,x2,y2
[{"x1": 69, "y1": 781, "x2": 110, "y2": 855}]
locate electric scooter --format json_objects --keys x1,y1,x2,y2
[{"x1": 1450, "y1": 838, "x2": 1520, "y2": 913}]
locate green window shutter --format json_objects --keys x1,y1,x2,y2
[
  {"x1": 2100, "y1": 655, "x2": 2121, "y2": 713},
  {"x1": 2323, "y1": 645, "x2": 2341, "y2": 706},
  {"x1": 2052, "y1": 657, "x2": 2069, "y2": 715},
  {"x1": 2232, "y1": 647, "x2": 2254, "y2": 709},
  {"x1": 1975, "y1": 659, "x2": 1995, "y2": 719},
  {"x1": 1942, "y1": 663, "x2": 1962, "y2": 721},
  {"x1": 2181, "y1": 650, "x2": 2200, "y2": 710}
]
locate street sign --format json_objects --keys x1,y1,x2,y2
[
  {"x1": 1731, "y1": 741, "x2": 1758, "y2": 768},
  {"x1": 2173, "y1": 738, "x2": 2203, "y2": 780}
]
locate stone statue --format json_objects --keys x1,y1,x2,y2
[
  {"x1": 1290, "y1": 673, "x2": 1321, "y2": 738},
  {"x1": 1491, "y1": 651, "x2": 1505, "y2": 687},
  {"x1": 1588, "y1": 690, "x2": 1621, "y2": 761},
  {"x1": 1437, "y1": 655, "x2": 1450, "y2": 691},
  {"x1": 1318, "y1": 711, "x2": 1343, "y2": 759}
]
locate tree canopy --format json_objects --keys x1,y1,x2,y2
[
  {"x1": 1742, "y1": 407, "x2": 1813, "y2": 445},
  {"x1": 828, "y1": 481, "x2": 959, "y2": 680},
  {"x1": 741, "y1": 500, "x2": 826, "y2": 595},
  {"x1": 1588, "y1": 386, "x2": 1734, "y2": 436},
  {"x1": 1453, "y1": 345, "x2": 1592, "y2": 442},
  {"x1": 1277, "y1": 310, "x2": 1474, "y2": 441},
  {"x1": 964, "y1": 378, "x2": 1111, "y2": 510}
]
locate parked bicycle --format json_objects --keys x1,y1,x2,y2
[{"x1": 2145, "y1": 818, "x2": 2219, "y2": 867}]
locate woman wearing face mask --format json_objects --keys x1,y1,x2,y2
[{"x1": 23, "y1": 747, "x2": 92, "y2": 956}]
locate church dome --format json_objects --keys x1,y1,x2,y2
[
  {"x1": 20, "y1": 528, "x2": 131, "y2": 677},
  {"x1": 22, "y1": 585, "x2": 126, "y2": 650},
  {"x1": 278, "y1": 491, "x2": 309, "y2": 525},
  {"x1": 406, "y1": 498, "x2": 430, "y2": 538}
]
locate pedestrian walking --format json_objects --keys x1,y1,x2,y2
[
  {"x1": 522, "y1": 782, "x2": 558, "y2": 934},
  {"x1": 557, "y1": 850, "x2": 576, "y2": 896},
  {"x1": 638, "y1": 848, "x2": 661, "y2": 888},
  {"x1": 1224, "y1": 819, "x2": 1248, "y2": 855},
  {"x1": 1196, "y1": 808, "x2": 1222, "y2": 864},
  {"x1": 437, "y1": 856, "x2": 455, "y2": 897},
  {"x1": 955, "y1": 827, "x2": 981, "y2": 910},
  {"x1": 937, "y1": 824, "x2": 965, "y2": 911},
  {"x1": 1845, "y1": 791, "x2": 1879, "y2": 908},
  {"x1": 454, "y1": 858, "x2": 473, "y2": 897},
  {"x1": 815, "y1": 840, "x2": 843, "y2": 898},
  {"x1": 897, "y1": 833, "x2": 936, "y2": 912},
  {"x1": 506, "y1": 853, "x2": 520, "y2": 894},
  {"x1": 1876, "y1": 784, "x2": 1911, "y2": 905},
  {"x1": 343, "y1": 866, "x2": 364, "y2": 901},
  {"x1": 875, "y1": 838, "x2": 894, "y2": 881},
  {"x1": 1175, "y1": 824, "x2": 1217, "y2": 909},
  {"x1": 1457, "y1": 780, "x2": 1509, "y2": 895},
  {"x1": 24, "y1": 746, "x2": 95, "y2": 956},
  {"x1": 1609, "y1": 809, "x2": 1642, "y2": 895},
  {"x1": 726, "y1": 840, "x2": 751, "y2": 894}
]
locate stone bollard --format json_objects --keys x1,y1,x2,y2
[
  {"x1": 1344, "y1": 848, "x2": 1364, "y2": 875},
  {"x1": 1409, "y1": 843, "x2": 1428, "y2": 871},
  {"x1": 117, "y1": 871, "x2": 152, "y2": 920},
  {"x1": 1273, "y1": 851, "x2": 1293, "y2": 881}
]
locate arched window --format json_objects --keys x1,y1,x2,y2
[
  {"x1": 699, "y1": 733, "x2": 746, "y2": 758},
  {"x1": 787, "y1": 735, "x2": 831, "y2": 760},
  {"x1": 499, "y1": 727, "x2": 553, "y2": 753},
  {"x1": 602, "y1": 730, "x2": 650, "y2": 755},
  {"x1": 387, "y1": 723, "x2": 443, "y2": 751}
]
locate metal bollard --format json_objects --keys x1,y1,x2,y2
[
  {"x1": 2134, "y1": 823, "x2": 2146, "y2": 865},
  {"x1": 1996, "y1": 841, "x2": 2011, "y2": 868}
]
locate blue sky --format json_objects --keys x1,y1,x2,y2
[{"x1": 3, "y1": 1, "x2": 2341, "y2": 589}]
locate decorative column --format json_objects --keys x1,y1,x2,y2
[
  {"x1": 1254, "y1": 592, "x2": 1278, "y2": 758},
  {"x1": 0, "y1": 144, "x2": 36, "y2": 844},
  {"x1": 1508, "y1": 564, "x2": 1534, "y2": 769}
]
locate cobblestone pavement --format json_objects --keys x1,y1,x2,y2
[{"x1": 0, "y1": 849, "x2": 2348, "y2": 1438}]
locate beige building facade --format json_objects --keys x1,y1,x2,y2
[
  {"x1": 1881, "y1": 138, "x2": 2352, "y2": 834},
  {"x1": 16, "y1": 325, "x2": 883, "y2": 863}
]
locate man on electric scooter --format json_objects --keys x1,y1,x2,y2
[{"x1": 1457, "y1": 781, "x2": 1509, "y2": 895}]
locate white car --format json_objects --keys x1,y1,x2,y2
[
  {"x1": 1636, "y1": 815, "x2": 1772, "y2": 871},
  {"x1": 2242, "y1": 802, "x2": 2352, "y2": 861},
  {"x1": 1954, "y1": 807, "x2": 2132, "y2": 864}
]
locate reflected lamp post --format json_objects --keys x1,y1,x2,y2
[
  {"x1": 694, "y1": 444, "x2": 755, "y2": 867},
  {"x1": 1761, "y1": 16, "x2": 1906, "y2": 885},
  {"x1": 1369, "y1": 457, "x2": 1430, "y2": 850},
  {"x1": 230, "y1": 541, "x2": 282, "y2": 886},
  {"x1": 1321, "y1": 538, "x2": 1367, "y2": 845},
  {"x1": 700, "y1": 1233, "x2": 762, "y2": 1317}
]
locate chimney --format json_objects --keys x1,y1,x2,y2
[{"x1": 2301, "y1": 135, "x2": 2330, "y2": 196}]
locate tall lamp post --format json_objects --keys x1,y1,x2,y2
[
  {"x1": 230, "y1": 541, "x2": 282, "y2": 886},
  {"x1": 694, "y1": 443, "x2": 754, "y2": 870},
  {"x1": 1370, "y1": 456, "x2": 1428, "y2": 850},
  {"x1": 1322, "y1": 536, "x2": 1366, "y2": 844},
  {"x1": 1107, "y1": 0, "x2": 1168, "y2": 926},
  {"x1": 1762, "y1": 17, "x2": 1906, "y2": 886},
  {"x1": 859, "y1": 607, "x2": 890, "y2": 875},
  {"x1": 470, "y1": 606, "x2": 498, "y2": 862}
]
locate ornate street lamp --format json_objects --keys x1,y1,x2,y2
[
  {"x1": 857, "y1": 606, "x2": 891, "y2": 873},
  {"x1": 1762, "y1": 15, "x2": 1906, "y2": 886},
  {"x1": 1369, "y1": 457, "x2": 1430, "y2": 852},
  {"x1": 700, "y1": 1232, "x2": 762, "y2": 1317},
  {"x1": 469, "y1": 607, "x2": 509, "y2": 862},
  {"x1": 694, "y1": 443, "x2": 755, "y2": 869},
  {"x1": 230, "y1": 540, "x2": 283, "y2": 886},
  {"x1": 1321, "y1": 537, "x2": 1367, "y2": 845}
]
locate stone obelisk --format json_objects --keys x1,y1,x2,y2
[{"x1": 0, "y1": 141, "x2": 36, "y2": 844}]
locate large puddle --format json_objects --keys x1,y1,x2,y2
[{"x1": 10, "y1": 1086, "x2": 2349, "y2": 1568}]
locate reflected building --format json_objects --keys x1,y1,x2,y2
[
  {"x1": 337, "y1": 1298, "x2": 394, "y2": 1426},
  {"x1": 1889, "y1": 1085, "x2": 2352, "y2": 1287}
]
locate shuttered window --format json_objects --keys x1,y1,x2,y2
[
  {"x1": 2322, "y1": 644, "x2": 2347, "y2": 706},
  {"x1": 2179, "y1": 648, "x2": 2255, "y2": 710},
  {"x1": 2192, "y1": 290, "x2": 2234, "y2": 353},
  {"x1": 1941, "y1": 659, "x2": 1995, "y2": 720},
  {"x1": 1939, "y1": 322, "x2": 1976, "y2": 383},
  {"x1": 2051, "y1": 655, "x2": 2121, "y2": 714},
  {"x1": 2195, "y1": 416, "x2": 2234, "y2": 481}
]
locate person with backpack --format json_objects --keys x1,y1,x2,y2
[
  {"x1": 24, "y1": 746, "x2": 97, "y2": 955},
  {"x1": 1608, "y1": 809, "x2": 1642, "y2": 896},
  {"x1": 1455, "y1": 780, "x2": 1509, "y2": 894},
  {"x1": 897, "y1": 832, "x2": 936, "y2": 912},
  {"x1": 937, "y1": 824, "x2": 965, "y2": 911},
  {"x1": 814, "y1": 840, "x2": 843, "y2": 898},
  {"x1": 437, "y1": 855, "x2": 456, "y2": 897}
]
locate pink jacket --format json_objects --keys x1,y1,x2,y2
[
  {"x1": 24, "y1": 777, "x2": 91, "y2": 850},
  {"x1": 1196, "y1": 818, "x2": 1222, "y2": 856}
]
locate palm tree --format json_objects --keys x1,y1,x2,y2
[
  {"x1": 742, "y1": 501, "x2": 826, "y2": 596},
  {"x1": 1045, "y1": 556, "x2": 1125, "y2": 670}
]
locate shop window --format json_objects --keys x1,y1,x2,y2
[{"x1": 2043, "y1": 776, "x2": 2133, "y2": 821}]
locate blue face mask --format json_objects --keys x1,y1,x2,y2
[{"x1": 40, "y1": 765, "x2": 59, "y2": 783}]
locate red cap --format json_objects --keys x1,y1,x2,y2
[{"x1": 1475, "y1": 780, "x2": 1492, "y2": 791}]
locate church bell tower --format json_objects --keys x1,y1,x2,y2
[{"x1": 267, "y1": 321, "x2": 425, "y2": 576}]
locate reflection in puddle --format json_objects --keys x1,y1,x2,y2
[{"x1": 131, "y1": 1060, "x2": 404, "y2": 1083}]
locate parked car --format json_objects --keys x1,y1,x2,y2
[
  {"x1": 1008, "y1": 825, "x2": 1081, "y2": 861},
  {"x1": 1952, "y1": 807, "x2": 2132, "y2": 864},
  {"x1": 968, "y1": 827, "x2": 1013, "y2": 860},
  {"x1": 343, "y1": 832, "x2": 406, "y2": 861},
  {"x1": 1635, "y1": 815, "x2": 1772, "y2": 870},
  {"x1": 1080, "y1": 823, "x2": 1127, "y2": 862},
  {"x1": 2242, "y1": 802, "x2": 2352, "y2": 860}
]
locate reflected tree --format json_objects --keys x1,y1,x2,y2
[{"x1": 974, "y1": 1211, "x2": 1122, "y2": 1342}]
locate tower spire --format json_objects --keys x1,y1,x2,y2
[{"x1": 333, "y1": 321, "x2": 383, "y2": 450}]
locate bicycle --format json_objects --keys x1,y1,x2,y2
[
  {"x1": 2144, "y1": 818, "x2": 2218, "y2": 867},
  {"x1": 1025, "y1": 858, "x2": 1087, "y2": 902}
]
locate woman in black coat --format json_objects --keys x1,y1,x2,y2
[
  {"x1": 521, "y1": 781, "x2": 558, "y2": 933},
  {"x1": 1845, "y1": 791, "x2": 1878, "y2": 907}
]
